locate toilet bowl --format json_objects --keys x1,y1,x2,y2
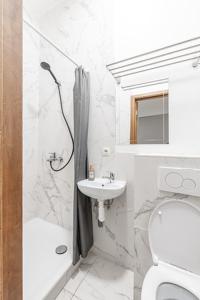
[{"x1": 141, "y1": 199, "x2": 200, "y2": 300}]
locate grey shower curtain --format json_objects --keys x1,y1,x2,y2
[{"x1": 73, "y1": 66, "x2": 93, "y2": 265}]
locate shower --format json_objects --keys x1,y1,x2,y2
[{"x1": 40, "y1": 61, "x2": 74, "y2": 171}]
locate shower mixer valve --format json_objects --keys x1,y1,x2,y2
[{"x1": 47, "y1": 152, "x2": 63, "y2": 163}]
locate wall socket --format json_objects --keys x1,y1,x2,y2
[{"x1": 102, "y1": 147, "x2": 111, "y2": 156}]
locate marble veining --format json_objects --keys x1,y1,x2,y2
[
  {"x1": 133, "y1": 155, "x2": 200, "y2": 300},
  {"x1": 23, "y1": 3, "x2": 200, "y2": 300},
  {"x1": 56, "y1": 251, "x2": 134, "y2": 300},
  {"x1": 24, "y1": 0, "x2": 132, "y2": 272},
  {"x1": 23, "y1": 10, "x2": 75, "y2": 260},
  {"x1": 23, "y1": 19, "x2": 40, "y2": 223}
]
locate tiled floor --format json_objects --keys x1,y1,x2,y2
[{"x1": 56, "y1": 251, "x2": 134, "y2": 300}]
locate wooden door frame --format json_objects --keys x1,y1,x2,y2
[
  {"x1": 0, "y1": 1, "x2": 22, "y2": 299},
  {"x1": 130, "y1": 90, "x2": 168, "y2": 144}
]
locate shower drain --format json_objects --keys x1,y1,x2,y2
[{"x1": 55, "y1": 245, "x2": 68, "y2": 255}]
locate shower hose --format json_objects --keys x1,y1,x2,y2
[{"x1": 49, "y1": 82, "x2": 74, "y2": 172}]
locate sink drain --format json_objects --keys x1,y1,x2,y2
[{"x1": 55, "y1": 245, "x2": 68, "y2": 255}]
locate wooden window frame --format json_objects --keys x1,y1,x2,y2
[{"x1": 130, "y1": 90, "x2": 168, "y2": 144}]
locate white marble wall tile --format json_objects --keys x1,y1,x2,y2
[
  {"x1": 92, "y1": 153, "x2": 135, "y2": 270},
  {"x1": 23, "y1": 10, "x2": 75, "y2": 259},
  {"x1": 37, "y1": 0, "x2": 130, "y2": 269},
  {"x1": 39, "y1": 0, "x2": 116, "y2": 175},
  {"x1": 23, "y1": 23, "x2": 75, "y2": 235},
  {"x1": 23, "y1": 21, "x2": 40, "y2": 223},
  {"x1": 37, "y1": 38, "x2": 75, "y2": 235}
]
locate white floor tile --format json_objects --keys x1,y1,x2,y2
[
  {"x1": 75, "y1": 255, "x2": 133, "y2": 300},
  {"x1": 64, "y1": 251, "x2": 98, "y2": 295},
  {"x1": 56, "y1": 251, "x2": 134, "y2": 300},
  {"x1": 56, "y1": 288, "x2": 73, "y2": 300}
]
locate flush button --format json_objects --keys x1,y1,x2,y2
[
  {"x1": 165, "y1": 172, "x2": 183, "y2": 189},
  {"x1": 159, "y1": 167, "x2": 200, "y2": 197},
  {"x1": 182, "y1": 178, "x2": 196, "y2": 190}
]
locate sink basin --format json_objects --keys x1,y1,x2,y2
[
  {"x1": 77, "y1": 178, "x2": 126, "y2": 201},
  {"x1": 77, "y1": 177, "x2": 126, "y2": 223}
]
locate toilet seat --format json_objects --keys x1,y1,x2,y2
[
  {"x1": 142, "y1": 262, "x2": 200, "y2": 300},
  {"x1": 141, "y1": 199, "x2": 200, "y2": 300}
]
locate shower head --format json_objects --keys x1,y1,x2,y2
[
  {"x1": 40, "y1": 61, "x2": 51, "y2": 71},
  {"x1": 40, "y1": 61, "x2": 60, "y2": 85}
]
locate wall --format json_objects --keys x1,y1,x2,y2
[
  {"x1": 23, "y1": 15, "x2": 74, "y2": 231},
  {"x1": 39, "y1": 0, "x2": 116, "y2": 176},
  {"x1": 24, "y1": 0, "x2": 136, "y2": 271},
  {"x1": 114, "y1": 0, "x2": 200, "y2": 61},
  {"x1": 115, "y1": 0, "x2": 200, "y2": 156},
  {"x1": 23, "y1": 0, "x2": 120, "y2": 262},
  {"x1": 92, "y1": 153, "x2": 135, "y2": 270},
  {"x1": 114, "y1": 1, "x2": 200, "y2": 299},
  {"x1": 37, "y1": 0, "x2": 136, "y2": 271},
  {"x1": 23, "y1": 10, "x2": 75, "y2": 259},
  {"x1": 23, "y1": 14, "x2": 40, "y2": 222}
]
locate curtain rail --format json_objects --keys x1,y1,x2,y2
[
  {"x1": 109, "y1": 43, "x2": 200, "y2": 72},
  {"x1": 106, "y1": 36, "x2": 200, "y2": 80},
  {"x1": 107, "y1": 36, "x2": 200, "y2": 68},
  {"x1": 114, "y1": 55, "x2": 200, "y2": 78},
  {"x1": 112, "y1": 49, "x2": 200, "y2": 76},
  {"x1": 23, "y1": 19, "x2": 80, "y2": 68}
]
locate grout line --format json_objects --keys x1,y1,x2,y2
[
  {"x1": 71, "y1": 295, "x2": 82, "y2": 300},
  {"x1": 70, "y1": 254, "x2": 99, "y2": 299}
]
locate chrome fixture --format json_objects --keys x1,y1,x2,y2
[
  {"x1": 55, "y1": 245, "x2": 68, "y2": 255},
  {"x1": 47, "y1": 152, "x2": 63, "y2": 163},
  {"x1": 103, "y1": 172, "x2": 115, "y2": 183},
  {"x1": 23, "y1": 19, "x2": 79, "y2": 67},
  {"x1": 78, "y1": 177, "x2": 126, "y2": 224},
  {"x1": 40, "y1": 62, "x2": 60, "y2": 85},
  {"x1": 122, "y1": 78, "x2": 168, "y2": 91},
  {"x1": 106, "y1": 36, "x2": 200, "y2": 80}
]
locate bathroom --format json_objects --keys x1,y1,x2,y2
[{"x1": 1, "y1": 0, "x2": 200, "y2": 299}]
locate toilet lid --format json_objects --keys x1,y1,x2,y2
[{"x1": 149, "y1": 199, "x2": 200, "y2": 275}]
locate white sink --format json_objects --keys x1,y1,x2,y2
[
  {"x1": 77, "y1": 178, "x2": 126, "y2": 201},
  {"x1": 77, "y1": 178, "x2": 126, "y2": 223}
]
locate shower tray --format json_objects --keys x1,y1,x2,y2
[{"x1": 23, "y1": 218, "x2": 76, "y2": 300}]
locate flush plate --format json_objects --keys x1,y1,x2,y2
[{"x1": 159, "y1": 167, "x2": 200, "y2": 196}]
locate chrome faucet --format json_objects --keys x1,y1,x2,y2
[
  {"x1": 47, "y1": 152, "x2": 63, "y2": 163},
  {"x1": 103, "y1": 172, "x2": 115, "y2": 183}
]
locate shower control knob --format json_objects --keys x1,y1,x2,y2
[
  {"x1": 50, "y1": 152, "x2": 56, "y2": 158},
  {"x1": 47, "y1": 152, "x2": 64, "y2": 163},
  {"x1": 47, "y1": 152, "x2": 57, "y2": 162}
]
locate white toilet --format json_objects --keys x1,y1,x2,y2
[{"x1": 141, "y1": 199, "x2": 200, "y2": 300}]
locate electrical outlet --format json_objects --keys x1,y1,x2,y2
[{"x1": 102, "y1": 147, "x2": 111, "y2": 157}]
